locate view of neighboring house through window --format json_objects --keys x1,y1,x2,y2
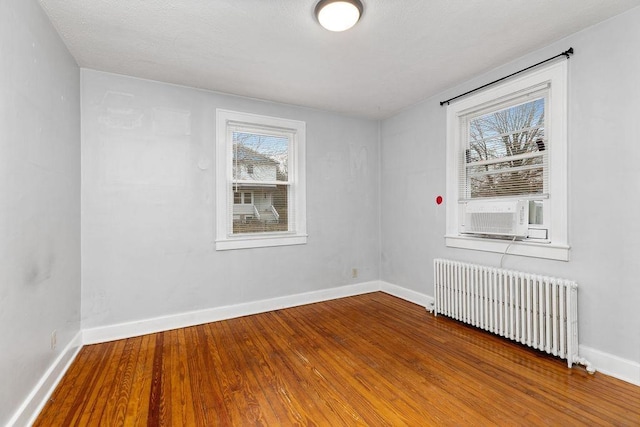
[
  {"x1": 232, "y1": 132, "x2": 288, "y2": 234},
  {"x1": 216, "y1": 109, "x2": 307, "y2": 250},
  {"x1": 445, "y1": 61, "x2": 568, "y2": 260}
]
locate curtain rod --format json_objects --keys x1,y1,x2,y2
[{"x1": 439, "y1": 48, "x2": 574, "y2": 106}]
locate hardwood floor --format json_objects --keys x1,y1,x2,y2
[{"x1": 35, "y1": 292, "x2": 640, "y2": 426}]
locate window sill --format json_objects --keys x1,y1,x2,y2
[
  {"x1": 445, "y1": 235, "x2": 569, "y2": 261},
  {"x1": 216, "y1": 234, "x2": 308, "y2": 251}
]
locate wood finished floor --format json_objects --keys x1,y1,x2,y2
[{"x1": 35, "y1": 292, "x2": 640, "y2": 426}]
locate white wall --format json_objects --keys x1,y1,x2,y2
[
  {"x1": 0, "y1": 0, "x2": 81, "y2": 424},
  {"x1": 381, "y1": 7, "x2": 640, "y2": 374},
  {"x1": 81, "y1": 70, "x2": 380, "y2": 329}
]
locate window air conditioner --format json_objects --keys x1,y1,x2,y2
[{"x1": 461, "y1": 200, "x2": 529, "y2": 238}]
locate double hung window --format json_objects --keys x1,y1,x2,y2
[
  {"x1": 216, "y1": 110, "x2": 307, "y2": 250},
  {"x1": 445, "y1": 61, "x2": 569, "y2": 260}
]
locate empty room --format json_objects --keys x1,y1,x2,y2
[{"x1": 2, "y1": 0, "x2": 640, "y2": 425}]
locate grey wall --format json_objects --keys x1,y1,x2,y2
[
  {"x1": 0, "y1": 0, "x2": 81, "y2": 424},
  {"x1": 81, "y1": 70, "x2": 380, "y2": 329},
  {"x1": 381, "y1": 8, "x2": 640, "y2": 364}
]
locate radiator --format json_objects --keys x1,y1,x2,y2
[{"x1": 433, "y1": 258, "x2": 594, "y2": 373}]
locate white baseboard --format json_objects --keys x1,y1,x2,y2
[
  {"x1": 8, "y1": 331, "x2": 83, "y2": 427},
  {"x1": 579, "y1": 345, "x2": 640, "y2": 386},
  {"x1": 83, "y1": 281, "x2": 382, "y2": 345},
  {"x1": 380, "y1": 281, "x2": 434, "y2": 310}
]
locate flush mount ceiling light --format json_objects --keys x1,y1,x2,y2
[{"x1": 315, "y1": 0, "x2": 364, "y2": 32}]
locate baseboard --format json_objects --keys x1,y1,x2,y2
[
  {"x1": 83, "y1": 281, "x2": 383, "y2": 345},
  {"x1": 579, "y1": 345, "x2": 640, "y2": 386},
  {"x1": 380, "y1": 280, "x2": 434, "y2": 310},
  {"x1": 8, "y1": 331, "x2": 83, "y2": 427}
]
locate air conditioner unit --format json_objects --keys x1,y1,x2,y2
[{"x1": 461, "y1": 200, "x2": 529, "y2": 238}]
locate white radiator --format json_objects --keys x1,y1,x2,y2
[{"x1": 433, "y1": 258, "x2": 594, "y2": 373}]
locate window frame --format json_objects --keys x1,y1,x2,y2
[
  {"x1": 215, "y1": 109, "x2": 307, "y2": 251},
  {"x1": 445, "y1": 61, "x2": 569, "y2": 261}
]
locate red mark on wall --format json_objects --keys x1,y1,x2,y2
[{"x1": 436, "y1": 196, "x2": 443, "y2": 205}]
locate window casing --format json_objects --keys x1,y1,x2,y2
[
  {"x1": 216, "y1": 110, "x2": 307, "y2": 250},
  {"x1": 445, "y1": 61, "x2": 569, "y2": 260}
]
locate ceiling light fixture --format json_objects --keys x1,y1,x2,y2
[{"x1": 315, "y1": 0, "x2": 364, "y2": 32}]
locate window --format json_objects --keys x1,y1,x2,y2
[
  {"x1": 234, "y1": 191, "x2": 253, "y2": 204},
  {"x1": 216, "y1": 109, "x2": 306, "y2": 250},
  {"x1": 445, "y1": 61, "x2": 568, "y2": 260}
]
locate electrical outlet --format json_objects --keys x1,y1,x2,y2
[
  {"x1": 51, "y1": 330, "x2": 57, "y2": 350},
  {"x1": 352, "y1": 268, "x2": 358, "y2": 278}
]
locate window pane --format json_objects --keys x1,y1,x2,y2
[
  {"x1": 232, "y1": 184, "x2": 289, "y2": 234},
  {"x1": 233, "y1": 132, "x2": 288, "y2": 182},
  {"x1": 466, "y1": 97, "x2": 546, "y2": 199},
  {"x1": 234, "y1": 192, "x2": 241, "y2": 204},
  {"x1": 468, "y1": 98, "x2": 545, "y2": 163}
]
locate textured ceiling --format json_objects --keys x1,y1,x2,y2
[{"x1": 39, "y1": 0, "x2": 640, "y2": 119}]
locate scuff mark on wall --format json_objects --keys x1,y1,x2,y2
[
  {"x1": 23, "y1": 223, "x2": 55, "y2": 286},
  {"x1": 98, "y1": 91, "x2": 143, "y2": 129},
  {"x1": 350, "y1": 145, "x2": 368, "y2": 178}
]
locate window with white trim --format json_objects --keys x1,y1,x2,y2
[
  {"x1": 445, "y1": 61, "x2": 569, "y2": 261},
  {"x1": 216, "y1": 110, "x2": 306, "y2": 250}
]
